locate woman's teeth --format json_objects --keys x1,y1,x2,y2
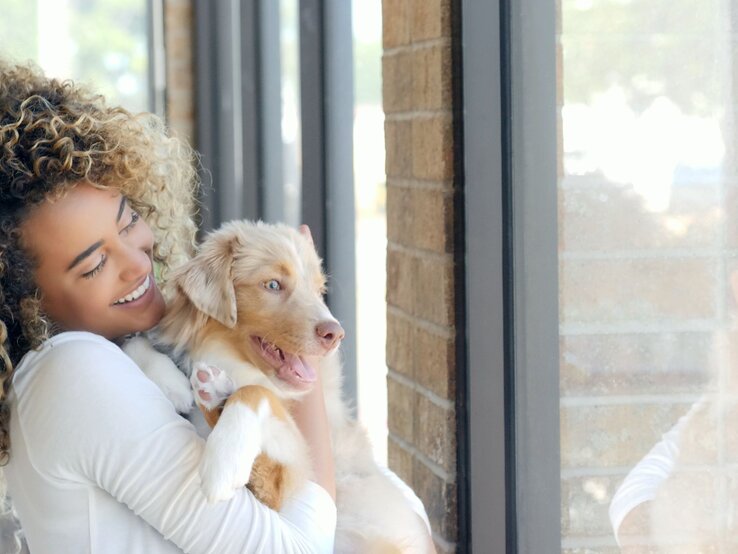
[{"x1": 114, "y1": 275, "x2": 151, "y2": 305}]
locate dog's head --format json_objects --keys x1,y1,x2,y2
[{"x1": 168, "y1": 220, "x2": 344, "y2": 393}]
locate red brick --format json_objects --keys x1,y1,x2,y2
[
  {"x1": 412, "y1": 43, "x2": 452, "y2": 111},
  {"x1": 415, "y1": 326, "x2": 455, "y2": 399},
  {"x1": 415, "y1": 395, "x2": 456, "y2": 473},
  {"x1": 386, "y1": 310, "x2": 415, "y2": 378},
  {"x1": 388, "y1": 435, "x2": 414, "y2": 484},
  {"x1": 414, "y1": 254, "x2": 454, "y2": 326},
  {"x1": 386, "y1": 246, "x2": 415, "y2": 314},
  {"x1": 382, "y1": 0, "x2": 412, "y2": 48},
  {"x1": 387, "y1": 375, "x2": 414, "y2": 443},
  {"x1": 413, "y1": 458, "x2": 457, "y2": 541},
  {"x1": 412, "y1": 115, "x2": 454, "y2": 181},
  {"x1": 385, "y1": 119, "x2": 413, "y2": 178},
  {"x1": 411, "y1": 0, "x2": 451, "y2": 41}
]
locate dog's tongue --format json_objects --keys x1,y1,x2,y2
[{"x1": 277, "y1": 353, "x2": 316, "y2": 388}]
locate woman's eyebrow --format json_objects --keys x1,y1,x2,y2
[
  {"x1": 116, "y1": 195, "x2": 127, "y2": 223},
  {"x1": 66, "y1": 196, "x2": 127, "y2": 271},
  {"x1": 67, "y1": 240, "x2": 104, "y2": 271}
]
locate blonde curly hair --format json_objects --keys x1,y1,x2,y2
[{"x1": 0, "y1": 61, "x2": 200, "y2": 464}]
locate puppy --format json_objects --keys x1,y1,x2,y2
[{"x1": 129, "y1": 220, "x2": 431, "y2": 553}]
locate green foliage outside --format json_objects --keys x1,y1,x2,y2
[{"x1": 0, "y1": 0, "x2": 148, "y2": 113}]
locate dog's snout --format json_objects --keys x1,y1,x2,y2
[{"x1": 316, "y1": 320, "x2": 345, "y2": 350}]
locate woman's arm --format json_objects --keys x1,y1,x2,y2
[
  {"x1": 17, "y1": 337, "x2": 336, "y2": 553},
  {"x1": 289, "y1": 357, "x2": 335, "y2": 501}
]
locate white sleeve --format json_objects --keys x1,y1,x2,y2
[
  {"x1": 608, "y1": 401, "x2": 701, "y2": 543},
  {"x1": 376, "y1": 465, "x2": 431, "y2": 534},
  {"x1": 17, "y1": 339, "x2": 336, "y2": 554}
]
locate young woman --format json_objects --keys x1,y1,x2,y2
[{"x1": 0, "y1": 62, "x2": 339, "y2": 553}]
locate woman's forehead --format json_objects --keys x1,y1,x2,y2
[{"x1": 21, "y1": 184, "x2": 122, "y2": 258}]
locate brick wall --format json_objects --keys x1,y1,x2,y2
[
  {"x1": 382, "y1": 1, "x2": 460, "y2": 551},
  {"x1": 163, "y1": 0, "x2": 195, "y2": 145}
]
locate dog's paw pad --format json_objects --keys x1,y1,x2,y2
[{"x1": 190, "y1": 362, "x2": 235, "y2": 411}]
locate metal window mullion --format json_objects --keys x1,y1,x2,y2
[
  {"x1": 323, "y1": 0, "x2": 356, "y2": 407},
  {"x1": 462, "y1": 0, "x2": 511, "y2": 550},
  {"x1": 298, "y1": 0, "x2": 357, "y2": 403},
  {"x1": 299, "y1": 0, "x2": 327, "y2": 253},
  {"x1": 258, "y1": 0, "x2": 283, "y2": 222},
  {"x1": 194, "y1": 0, "x2": 246, "y2": 230},
  {"x1": 240, "y1": 0, "x2": 264, "y2": 221},
  {"x1": 509, "y1": 0, "x2": 560, "y2": 550},
  {"x1": 194, "y1": 0, "x2": 219, "y2": 231},
  {"x1": 146, "y1": 0, "x2": 166, "y2": 120},
  {"x1": 214, "y1": 0, "x2": 244, "y2": 224}
]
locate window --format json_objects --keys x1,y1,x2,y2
[
  {"x1": 353, "y1": 0, "x2": 388, "y2": 463},
  {"x1": 0, "y1": 0, "x2": 156, "y2": 113},
  {"x1": 465, "y1": 0, "x2": 738, "y2": 550},
  {"x1": 559, "y1": 1, "x2": 735, "y2": 550}
]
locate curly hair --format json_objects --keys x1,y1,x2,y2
[{"x1": 0, "y1": 61, "x2": 200, "y2": 464}]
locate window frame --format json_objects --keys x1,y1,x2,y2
[{"x1": 462, "y1": 0, "x2": 561, "y2": 551}]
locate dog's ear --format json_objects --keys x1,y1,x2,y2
[
  {"x1": 298, "y1": 224, "x2": 314, "y2": 248},
  {"x1": 174, "y1": 233, "x2": 238, "y2": 328}
]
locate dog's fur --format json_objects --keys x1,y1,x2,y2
[{"x1": 126, "y1": 220, "x2": 430, "y2": 553}]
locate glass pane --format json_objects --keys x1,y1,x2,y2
[
  {"x1": 280, "y1": 0, "x2": 302, "y2": 228},
  {"x1": 559, "y1": 0, "x2": 736, "y2": 550},
  {"x1": 353, "y1": 0, "x2": 387, "y2": 463},
  {"x1": 0, "y1": 0, "x2": 150, "y2": 112}
]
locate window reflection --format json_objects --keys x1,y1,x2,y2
[{"x1": 559, "y1": 0, "x2": 737, "y2": 550}]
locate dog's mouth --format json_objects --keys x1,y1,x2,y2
[{"x1": 250, "y1": 336, "x2": 316, "y2": 390}]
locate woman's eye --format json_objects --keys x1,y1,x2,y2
[
  {"x1": 263, "y1": 279, "x2": 281, "y2": 291},
  {"x1": 120, "y1": 211, "x2": 140, "y2": 236},
  {"x1": 82, "y1": 254, "x2": 107, "y2": 280}
]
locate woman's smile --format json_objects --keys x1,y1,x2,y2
[{"x1": 112, "y1": 273, "x2": 154, "y2": 306}]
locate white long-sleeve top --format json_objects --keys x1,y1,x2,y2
[{"x1": 3, "y1": 331, "x2": 337, "y2": 554}]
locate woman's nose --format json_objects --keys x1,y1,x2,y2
[
  {"x1": 118, "y1": 220, "x2": 155, "y2": 282},
  {"x1": 118, "y1": 246, "x2": 151, "y2": 282}
]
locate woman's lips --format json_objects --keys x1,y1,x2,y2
[{"x1": 112, "y1": 273, "x2": 155, "y2": 309}]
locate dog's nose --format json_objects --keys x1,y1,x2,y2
[{"x1": 316, "y1": 320, "x2": 345, "y2": 350}]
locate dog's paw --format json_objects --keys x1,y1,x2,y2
[
  {"x1": 199, "y1": 401, "x2": 263, "y2": 503},
  {"x1": 190, "y1": 362, "x2": 235, "y2": 412}
]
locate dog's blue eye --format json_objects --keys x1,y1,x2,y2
[{"x1": 264, "y1": 279, "x2": 281, "y2": 291}]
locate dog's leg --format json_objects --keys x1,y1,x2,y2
[
  {"x1": 197, "y1": 383, "x2": 308, "y2": 508},
  {"x1": 247, "y1": 453, "x2": 291, "y2": 510}
]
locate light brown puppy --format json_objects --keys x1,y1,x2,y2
[{"x1": 147, "y1": 220, "x2": 430, "y2": 553}]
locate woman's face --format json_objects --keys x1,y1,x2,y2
[{"x1": 20, "y1": 183, "x2": 166, "y2": 340}]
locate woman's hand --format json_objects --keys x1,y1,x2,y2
[{"x1": 290, "y1": 355, "x2": 336, "y2": 500}]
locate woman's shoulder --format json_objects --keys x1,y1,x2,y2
[
  {"x1": 12, "y1": 331, "x2": 141, "y2": 397},
  {"x1": 11, "y1": 331, "x2": 178, "y2": 441},
  {"x1": 18, "y1": 331, "x2": 126, "y2": 368},
  {"x1": 17, "y1": 331, "x2": 122, "y2": 364}
]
